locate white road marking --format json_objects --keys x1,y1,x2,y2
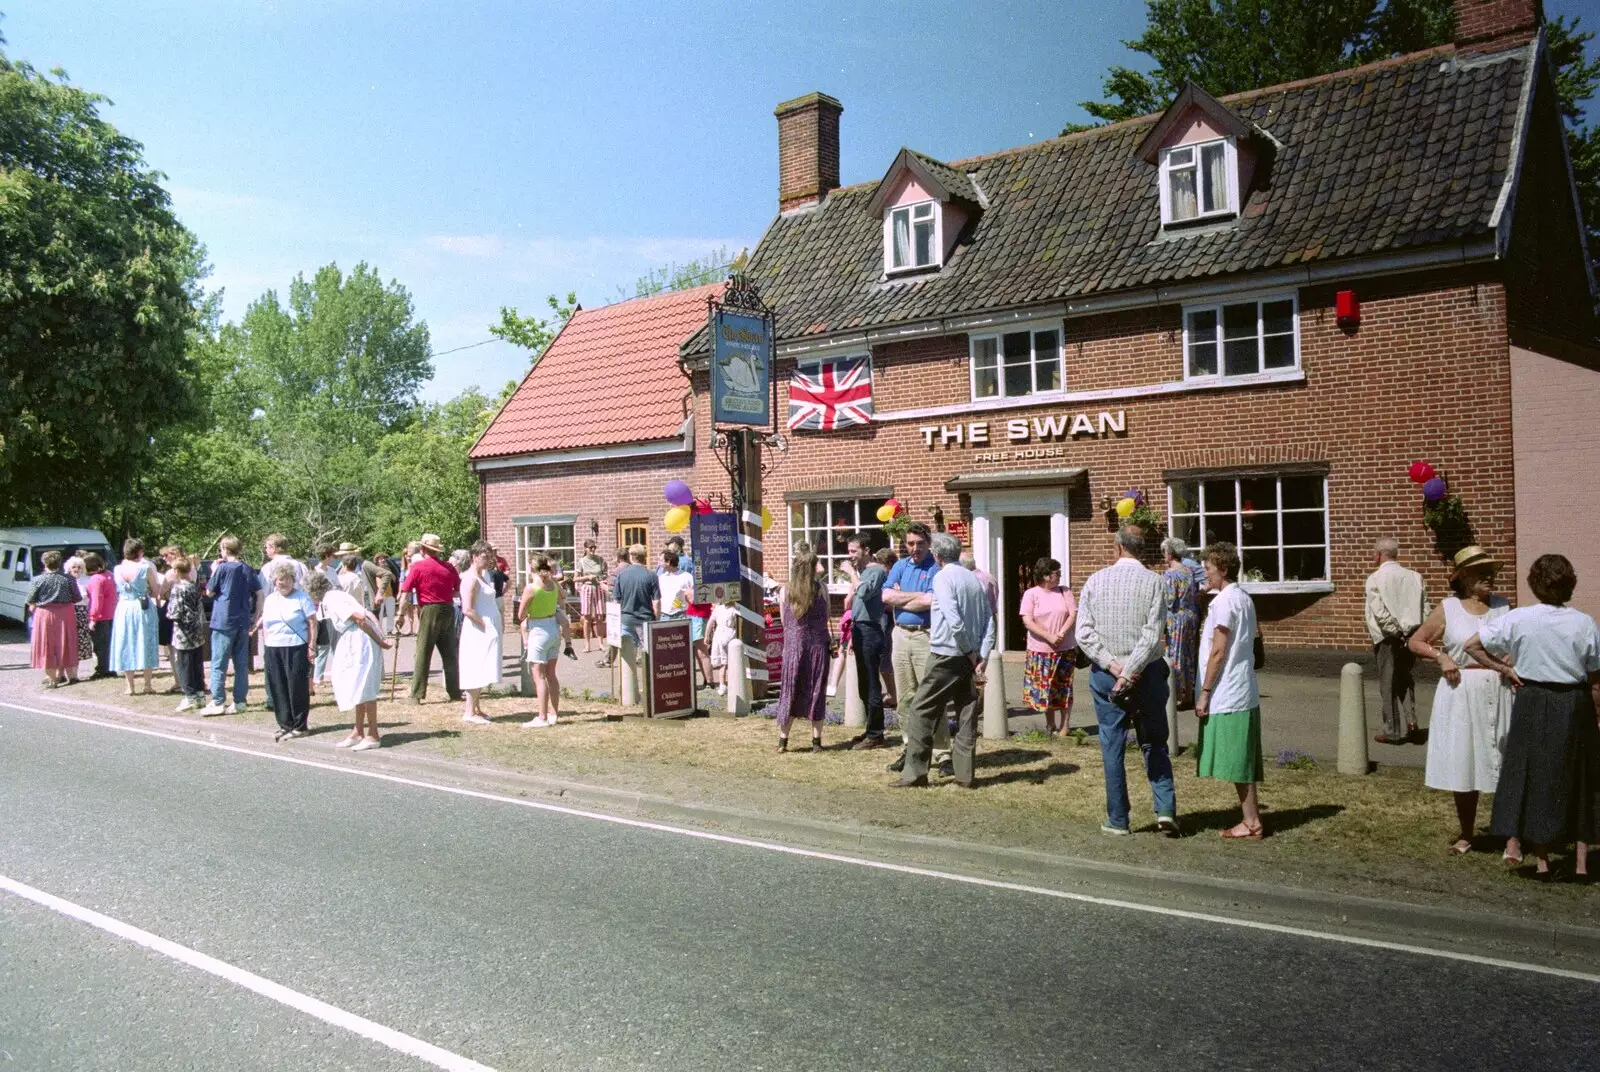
[
  {"x1": 0, "y1": 873, "x2": 496, "y2": 1072},
  {"x1": 7, "y1": 700, "x2": 1600, "y2": 987}
]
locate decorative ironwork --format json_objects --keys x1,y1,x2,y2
[{"x1": 718, "y1": 271, "x2": 770, "y2": 316}]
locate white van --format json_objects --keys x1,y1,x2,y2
[{"x1": 0, "y1": 527, "x2": 115, "y2": 624}]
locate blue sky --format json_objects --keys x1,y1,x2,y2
[{"x1": 5, "y1": 0, "x2": 1596, "y2": 399}]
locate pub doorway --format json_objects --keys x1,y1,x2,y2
[{"x1": 1001, "y1": 514, "x2": 1053, "y2": 652}]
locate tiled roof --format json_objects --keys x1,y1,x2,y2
[
  {"x1": 686, "y1": 43, "x2": 1530, "y2": 354},
  {"x1": 471, "y1": 282, "x2": 722, "y2": 459}
]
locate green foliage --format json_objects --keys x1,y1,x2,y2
[
  {"x1": 1548, "y1": 16, "x2": 1600, "y2": 263},
  {"x1": 0, "y1": 43, "x2": 205, "y2": 525},
  {"x1": 1070, "y1": 0, "x2": 1455, "y2": 128},
  {"x1": 617, "y1": 246, "x2": 745, "y2": 301},
  {"x1": 366, "y1": 386, "x2": 503, "y2": 553},
  {"x1": 490, "y1": 292, "x2": 577, "y2": 358}
]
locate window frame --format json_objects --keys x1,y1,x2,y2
[
  {"x1": 514, "y1": 518, "x2": 577, "y2": 592},
  {"x1": 1181, "y1": 293, "x2": 1300, "y2": 381},
  {"x1": 1167, "y1": 474, "x2": 1331, "y2": 591},
  {"x1": 968, "y1": 321, "x2": 1065, "y2": 402},
  {"x1": 1158, "y1": 136, "x2": 1238, "y2": 226},
  {"x1": 786, "y1": 497, "x2": 891, "y2": 593},
  {"x1": 884, "y1": 198, "x2": 941, "y2": 274}
]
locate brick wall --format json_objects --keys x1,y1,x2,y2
[
  {"x1": 1455, "y1": 0, "x2": 1542, "y2": 53},
  {"x1": 776, "y1": 94, "x2": 842, "y2": 211}
]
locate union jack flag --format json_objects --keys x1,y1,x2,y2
[{"x1": 786, "y1": 356, "x2": 874, "y2": 431}]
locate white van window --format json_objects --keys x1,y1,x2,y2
[{"x1": 12, "y1": 549, "x2": 27, "y2": 581}]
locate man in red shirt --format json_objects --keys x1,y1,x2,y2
[{"x1": 398, "y1": 533, "x2": 461, "y2": 704}]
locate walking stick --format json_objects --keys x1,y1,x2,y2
[{"x1": 389, "y1": 599, "x2": 402, "y2": 702}]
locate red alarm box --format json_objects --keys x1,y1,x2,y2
[{"x1": 1335, "y1": 289, "x2": 1360, "y2": 327}]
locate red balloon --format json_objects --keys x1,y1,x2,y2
[
  {"x1": 1408, "y1": 461, "x2": 1436, "y2": 485},
  {"x1": 692, "y1": 497, "x2": 712, "y2": 514}
]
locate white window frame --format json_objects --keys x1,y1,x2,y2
[
  {"x1": 968, "y1": 321, "x2": 1065, "y2": 402},
  {"x1": 786, "y1": 497, "x2": 890, "y2": 593},
  {"x1": 884, "y1": 199, "x2": 941, "y2": 274},
  {"x1": 1181, "y1": 293, "x2": 1299, "y2": 381},
  {"x1": 513, "y1": 516, "x2": 577, "y2": 592},
  {"x1": 1167, "y1": 474, "x2": 1332, "y2": 591},
  {"x1": 1159, "y1": 137, "x2": 1238, "y2": 225}
]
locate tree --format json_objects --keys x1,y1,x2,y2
[
  {"x1": 616, "y1": 246, "x2": 745, "y2": 301},
  {"x1": 366, "y1": 387, "x2": 504, "y2": 554},
  {"x1": 1548, "y1": 15, "x2": 1600, "y2": 264},
  {"x1": 0, "y1": 39, "x2": 206, "y2": 526},
  {"x1": 1067, "y1": 0, "x2": 1454, "y2": 128},
  {"x1": 490, "y1": 291, "x2": 577, "y2": 360}
]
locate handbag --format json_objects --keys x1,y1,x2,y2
[{"x1": 1253, "y1": 630, "x2": 1267, "y2": 671}]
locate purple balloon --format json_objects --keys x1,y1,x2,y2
[
  {"x1": 663, "y1": 480, "x2": 694, "y2": 506},
  {"x1": 1421, "y1": 476, "x2": 1447, "y2": 503}
]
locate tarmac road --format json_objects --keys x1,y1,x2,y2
[{"x1": 0, "y1": 700, "x2": 1594, "y2": 1071}]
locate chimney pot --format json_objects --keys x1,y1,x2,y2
[
  {"x1": 1454, "y1": 0, "x2": 1543, "y2": 54},
  {"x1": 775, "y1": 92, "x2": 842, "y2": 211}
]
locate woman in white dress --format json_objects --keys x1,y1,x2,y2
[
  {"x1": 458, "y1": 540, "x2": 503, "y2": 725},
  {"x1": 1410, "y1": 546, "x2": 1518, "y2": 857},
  {"x1": 307, "y1": 573, "x2": 392, "y2": 751}
]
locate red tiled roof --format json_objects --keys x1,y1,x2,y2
[{"x1": 470, "y1": 282, "x2": 723, "y2": 459}]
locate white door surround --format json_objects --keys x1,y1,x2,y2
[{"x1": 968, "y1": 487, "x2": 1071, "y2": 653}]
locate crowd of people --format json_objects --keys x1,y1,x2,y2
[{"x1": 23, "y1": 517, "x2": 1599, "y2": 877}]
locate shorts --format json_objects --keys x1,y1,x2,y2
[
  {"x1": 525, "y1": 616, "x2": 561, "y2": 662},
  {"x1": 578, "y1": 583, "x2": 602, "y2": 617}
]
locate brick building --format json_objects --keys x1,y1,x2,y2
[{"x1": 475, "y1": 0, "x2": 1600, "y2": 652}]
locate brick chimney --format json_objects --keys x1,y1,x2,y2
[
  {"x1": 1455, "y1": 0, "x2": 1543, "y2": 54},
  {"x1": 775, "y1": 92, "x2": 842, "y2": 211}
]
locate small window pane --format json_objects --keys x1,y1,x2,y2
[
  {"x1": 1202, "y1": 480, "x2": 1236, "y2": 512},
  {"x1": 1222, "y1": 302, "x2": 1257, "y2": 339},
  {"x1": 1263, "y1": 333, "x2": 1295, "y2": 369},
  {"x1": 1284, "y1": 547, "x2": 1328, "y2": 582},
  {"x1": 789, "y1": 505, "x2": 804, "y2": 531},
  {"x1": 1004, "y1": 361, "x2": 1031, "y2": 396},
  {"x1": 973, "y1": 337, "x2": 998, "y2": 397},
  {"x1": 1168, "y1": 165, "x2": 1198, "y2": 221},
  {"x1": 1224, "y1": 337, "x2": 1259, "y2": 376},
  {"x1": 1167, "y1": 146, "x2": 1194, "y2": 166},
  {"x1": 1281, "y1": 477, "x2": 1324, "y2": 509},
  {"x1": 914, "y1": 218, "x2": 935, "y2": 266},
  {"x1": 1262, "y1": 300, "x2": 1294, "y2": 337},
  {"x1": 1205, "y1": 516, "x2": 1237, "y2": 548},
  {"x1": 1200, "y1": 141, "x2": 1228, "y2": 213},
  {"x1": 829, "y1": 500, "x2": 853, "y2": 527},
  {"x1": 1240, "y1": 512, "x2": 1278, "y2": 547},
  {"x1": 974, "y1": 338, "x2": 998, "y2": 370},
  {"x1": 1282, "y1": 510, "x2": 1327, "y2": 546},
  {"x1": 1171, "y1": 515, "x2": 1201, "y2": 548},
  {"x1": 1170, "y1": 481, "x2": 1200, "y2": 514},
  {"x1": 1002, "y1": 331, "x2": 1031, "y2": 396},
  {"x1": 1242, "y1": 549, "x2": 1281, "y2": 583},
  {"x1": 1239, "y1": 479, "x2": 1277, "y2": 512},
  {"x1": 807, "y1": 501, "x2": 826, "y2": 527},
  {"x1": 891, "y1": 209, "x2": 910, "y2": 268},
  {"x1": 975, "y1": 365, "x2": 999, "y2": 397},
  {"x1": 912, "y1": 202, "x2": 933, "y2": 219},
  {"x1": 1033, "y1": 330, "x2": 1060, "y2": 392},
  {"x1": 1186, "y1": 309, "x2": 1218, "y2": 376}
]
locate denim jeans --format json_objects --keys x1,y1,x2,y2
[
  {"x1": 209, "y1": 626, "x2": 251, "y2": 706},
  {"x1": 1089, "y1": 661, "x2": 1176, "y2": 830}
]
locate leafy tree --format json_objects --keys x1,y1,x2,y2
[
  {"x1": 1548, "y1": 15, "x2": 1600, "y2": 263},
  {"x1": 0, "y1": 37, "x2": 205, "y2": 526},
  {"x1": 366, "y1": 387, "x2": 504, "y2": 554},
  {"x1": 490, "y1": 291, "x2": 577, "y2": 360},
  {"x1": 616, "y1": 246, "x2": 745, "y2": 301},
  {"x1": 1068, "y1": 0, "x2": 1455, "y2": 128}
]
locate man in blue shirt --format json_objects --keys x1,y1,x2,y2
[
  {"x1": 201, "y1": 535, "x2": 262, "y2": 715},
  {"x1": 895, "y1": 533, "x2": 994, "y2": 788},
  {"x1": 841, "y1": 532, "x2": 889, "y2": 748},
  {"x1": 884, "y1": 522, "x2": 944, "y2": 769}
]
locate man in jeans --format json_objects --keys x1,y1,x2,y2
[
  {"x1": 200, "y1": 536, "x2": 262, "y2": 716},
  {"x1": 840, "y1": 532, "x2": 889, "y2": 750},
  {"x1": 884, "y1": 523, "x2": 945, "y2": 773},
  {"x1": 1075, "y1": 525, "x2": 1177, "y2": 836}
]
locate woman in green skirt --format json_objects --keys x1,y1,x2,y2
[{"x1": 1194, "y1": 542, "x2": 1265, "y2": 839}]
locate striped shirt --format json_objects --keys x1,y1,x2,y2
[{"x1": 1075, "y1": 556, "x2": 1167, "y2": 677}]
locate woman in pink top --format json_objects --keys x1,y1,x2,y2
[
  {"x1": 82, "y1": 552, "x2": 118, "y2": 679},
  {"x1": 1020, "y1": 556, "x2": 1078, "y2": 734}
]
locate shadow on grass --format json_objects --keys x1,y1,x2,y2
[
  {"x1": 378, "y1": 729, "x2": 465, "y2": 746},
  {"x1": 972, "y1": 748, "x2": 1051, "y2": 766},
  {"x1": 974, "y1": 762, "x2": 1081, "y2": 787},
  {"x1": 1176, "y1": 803, "x2": 1345, "y2": 836}
]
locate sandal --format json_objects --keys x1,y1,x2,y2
[
  {"x1": 811, "y1": 737, "x2": 824, "y2": 752},
  {"x1": 1221, "y1": 822, "x2": 1264, "y2": 840},
  {"x1": 776, "y1": 737, "x2": 788, "y2": 753},
  {"x1": 1450, "y1": 839, "x2": 1472, "y2": 855}
]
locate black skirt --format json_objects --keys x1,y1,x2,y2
[{"x1": 1490, "y1": 681, "x2": 1599, "y2": 844}]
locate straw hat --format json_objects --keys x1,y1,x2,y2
[
  {"x1": 1450, "y1": 545, "x2": 1499, "y2": 578},
  {"x1": 417, "y1": 533, "x2": 446, "y2": 556},
  {"x1": 334, "y1": 541, "x2": 362, "y2": 557}
]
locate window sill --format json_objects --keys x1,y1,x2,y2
[
  {"x1": 1240, "y1": 580, "x2": 1334, "y2": 596},
  {"x1": 883, "y1": 263, "x2": 941, "y2": 281},
  {"x1": 1183, "y1": 366, "x2": 1300, "y2": 385}
]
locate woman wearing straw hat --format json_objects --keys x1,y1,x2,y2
[{"x1": 1410, "y1": 546, "x2": 1517, "y2": 857}]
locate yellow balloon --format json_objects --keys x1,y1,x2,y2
[
  {"x1": 664, "y1": 505, "x2": 691, "y2": 533},
  {"x1": 1115, "y1": 497, "x2": 1136, "y2": 518},
  {"x1": 760, "y1": 505, "x2": 773, "y2": 530},
  {"x1": 876, "y1": 503, "x2": 896, "y2": 523}
]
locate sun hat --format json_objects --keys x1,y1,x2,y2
[
  {"x1": 417, "y1": 533, "x2": 446, "y2": 555},
  {"x1": 334, "y1": 541, "x2": 362, "y2": 557},
  {"x1": 1450, "y1": 545, "x2": 1499, "y2": 578}
]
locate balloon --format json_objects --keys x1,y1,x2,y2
[
  {"x1": 1115, "y1": 497, "x2": 1136, "y2": 518},
  {"x1": 1408, "y1": 462, "x2": 1436, "y2": 485},
  {"x1": 876, "y1": 503, "x2": 896, "y2": 523},
  {"x1": 1421, "y1": 476, "x2": 1448, "y2": 504},
  {"x1": 664, "y1": 505, "x2": 691, "y2": 532},
  {"x1": 760, "y1": 506, "x2": 773, "y2": 530},
  {"x1": 885, "y1": 497, "x2": 902, "y2": 516},
  {"x1": 692, "y1": 497, "x2": 712, "y2": 515},
  {"x1": 663, "y1": 480, "x2": 694, "y2": 506}
]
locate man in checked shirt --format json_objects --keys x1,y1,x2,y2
[{"x1": 1075, "y1": 525, "x2": 1179, "y2": 837}]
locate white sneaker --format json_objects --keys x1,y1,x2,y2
[
  {"x1": 716, "y1": 683, "x2": 727, "y2": 696},
  {"x1": 522, "y1": 715, "x2": 549, "y2": 728},
  {"x1": 350, "y1": 737, "x2": 380, "y2": 751},
  {"x1": 461, "y1": 713, "x2": 491, "y2": 725},
  {"x1": 198, "y1": 703, "x2": 226, "y2": 716},
  {"x1": 223, "y1": 703, "x2": 238, "y2": 715},
  {"x1": 175, "y1": 699, "x2": 195, "y2": 713},
  {"x1": 334, "y1": 736, "x2": 361, "y2": 749}
]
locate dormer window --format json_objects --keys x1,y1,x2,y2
[
  {"x1": 889, "y1": 200, "x2": 938, "y2": 271},
  {"x1": 1160, "y1": 138, "x2": 1237, "y2": 225}
]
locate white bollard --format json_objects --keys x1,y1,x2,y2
[
  {"x1": 1337, "y1": 661, "x2": 1370, "y2": 775},
  {"x1": 620, "y1": 634, "x2": 640, "y2": 708},
  {"x1": 981, "y1": 654, "x2": 1009, "y2": 740},
  {"x1": 725, "y1": 638, "x2": 751, "y2": 716},
  {"x1": 843, "y1": 647, "x2": 866, "y2": 728}
]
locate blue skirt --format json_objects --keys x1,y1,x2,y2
[{"x1": 110, "y1": 598, "x2": 159, "y2": 672}]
